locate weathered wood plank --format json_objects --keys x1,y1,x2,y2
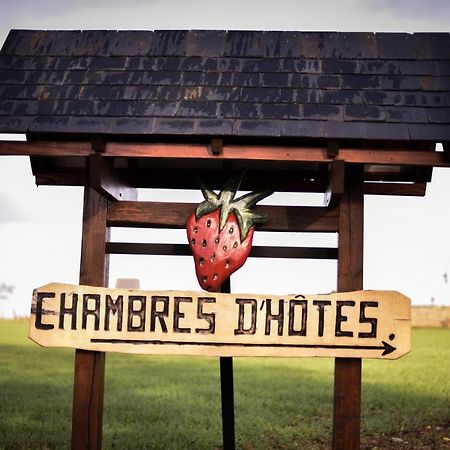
[
  {"x1": 364, "y1": 182, "x2": 427, "y2": 196},
  {"x1": 34, "y1": 171, "x2": 86, "y2": 186},
  {"x1": 105, "y1": 242, "x2": 338, "y2": 259},
  {"x1": 2, "y1": 141, "x2": 448, "y2": 167},
  {"x1": 337, "y1": 165, "x2": 364, "y2": 302},
  {"x1": 72, "y1": 350, "x2": 105, "y2": 450},
  {"x1": 340, "y1": 148, "x2": 449, "y2": 167},
  {"x1": 72, "y1": 186, "x2": 109, "y2": 450},
  {"x1": 30, "y1": 283, "x2": 411, "y2": 359},
  {"x1": 333, "y1": 164, "x2": 365, "y2": 450},
  {"x1": 123, "y1": 168, "x2": 327, "y2": 192},
  {"x1": 79, "y1": 188, "x2": 110, "y2": 287},
  {"x1": 442, "y1": 142, "x2": 450, "y2": 163},
  {"x1": 31, "y1": 167, "x2": 327, "y2": 192},
  {"x1": 324, "y1": 160, "x2": 345, "y2": 207},
  {"x1": 0, "y1": 140, "x2": 91, "y2": 156},
  {"x1": 107, "y1": 202, "x2": 339, "y2": 233},
  {"x1": 103, "y1": 143, "x2": 450, "y2": 167}
]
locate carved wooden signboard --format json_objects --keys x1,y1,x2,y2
[{"x1": 30, "y1": 283, "x2": 411, "y2": 359}]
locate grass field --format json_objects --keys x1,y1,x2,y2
[{"x1": 0, "y1": 320, "x2": 449, "y2": 449}]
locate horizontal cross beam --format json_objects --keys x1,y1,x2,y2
[
  {"x1": 1, "y1": 140, "x2": 449, "y2": 167},
  {"x1": 107, "y1": 202, "x2": 339, "y2": 233},
  {"x1": 105, "y1": 242, "x2": 338, "y2": 260}
]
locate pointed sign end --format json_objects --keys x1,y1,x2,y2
[{"x1": 381, "y1": 341, "x2": 396, "y2": 356}]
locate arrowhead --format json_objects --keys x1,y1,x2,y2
[{"x1": 381, "y1": 341, "x2": 396, "y2": 356}]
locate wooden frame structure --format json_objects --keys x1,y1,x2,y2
[
  {"x1": 2, "y1": 137, "x2": 447, "y2": 449},
  {"x1": 2, "y1": 27, "x2": 450, "y2": 450}
]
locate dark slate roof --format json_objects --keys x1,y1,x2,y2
[{"x1": 1, "y1": 29, "x2": 450, "y2": 141}]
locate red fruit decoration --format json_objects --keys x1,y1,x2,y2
[{"x1": 187, "y1": 174, "x2": 273, "y2": 292}]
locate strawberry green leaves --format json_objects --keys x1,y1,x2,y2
[{"x1": 196, "y1": 174, "x2": 273, "y2": 242}]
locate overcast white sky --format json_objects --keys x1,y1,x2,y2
[{"x1": 1, "y1": 0, "x2": 450, "y2": 317}]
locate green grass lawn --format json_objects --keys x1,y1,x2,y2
[{"x1": 0, "y1": 320, "x2": 449, "y2": 449}]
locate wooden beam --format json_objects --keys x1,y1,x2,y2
[
  {"x1": 324, "y1": 160, "x2": 345, "y2": 207},
  {"x1": 30, "y1": 166, "x2": 327, "y2": 192},
  {"x1": 107, "y1": 202, "x2": 339, "y2": 233},
  {"x1": 106, "y1": 242, "x2": 338, "y2": 259},
  {"x1": 103, "y1": 142, "x2": 450, "y2": 167},
  {"x1": 89, "y1": 153, "x2": 137, "y2": 201},
  {"x1": 443, "y1": 142, "x2": 450, "y2": 163},
  {"x1": 364, "y1": 182, "x2": 427, "y2": 196},
  {"x1": 327, "y1": 142, "x2": 340, "y2": 159},
  {"x1": 91, "y1": 136, "x2": 105, "y2": 153},
  {"x1": 0, "y1": 140, "x2": 91, "y2": 156},
  {"x1": 251, "y1": 246, "x2": 337, "y2": 259},
  {"x1": 209, "y1": 138, "x2": 223, "y2": 156},
  {"x1": 34, "y1": 171, "x2": 86, "y2": 186},
  {"x1": 72, "y1": 186, "x2": 109, "y2": 450},
  {"x1": 365, "y1": 168, "x2": 419, "y2": 183},
  {"x1": 333, "y1": 164, "x2": 364, "y2": 450},
  {"x1": 2, "y1": 140, "x2": 450, "y2": 167},
  {"x1": 33, "y1": 165, "x2": 432, "y2": 191},
  {"x1": 339, "y1": 148, "x2": 449, "y2": 167}
]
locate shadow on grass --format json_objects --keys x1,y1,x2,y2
[
  {"x1": 0, "y1": 335, "x2": 449, "y2": 450},
  {"x1": 0, "y1": 344, "x2": 73, "y2": 449}
]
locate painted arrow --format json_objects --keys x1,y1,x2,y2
[{"x1": 91, "y1": 339, "x2": 397, "y2": 356}]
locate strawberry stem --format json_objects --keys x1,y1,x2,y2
[{"x1": 196, "y1": 173, "x2": 273, "y2": 241}]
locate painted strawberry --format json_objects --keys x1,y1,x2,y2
[{"x1": 187, "y1": 175, "x2": 272, "y2": 292}]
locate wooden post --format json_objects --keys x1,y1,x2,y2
[
  {"x1": 333, "y1": 164, "x2": 364, "y2": 450},
  {"x1": 71, "y1": 185, "x2": 109, "y2": 449},
  {"x1": 219, "y1": 277, "x2": 235, "y2": 450}
]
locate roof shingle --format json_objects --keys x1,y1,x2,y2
[{"x1": 0, "y1": 29, "x2": 449, "y2": 141}]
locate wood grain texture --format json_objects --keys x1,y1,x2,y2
[
  {"x1": 103, "y1": 142, "x2": 450, "y2": 167},
  {"x1": 0, "y1": 140, "x2": 91, "y2": 156},
  {"x1": 31, "y1": 167, "x2": 429, "y2": 197},
  {"x1": 30, "y1": 283, "x2": 410, "y2": 359},
  {"x1": 337, "y1": 165, "x2": 364, "y2": 293},
  {"x1": 107, "y1": 201, "x2": 339, "y2": 233},
  {"x1": 72, "y1": 186, "x2": 109, "y2": 450},
  {"x1": 324, "y1": 160, "x2": 345, "y2": 207},
  {"x1": 364, "y1": 182, "x2": 427, "y2": 196},
  {"x1": 443, "y1": 142, "x2": 450, "y2": 163},
  {"x1": 333, "y1": 164, "x2": 365, "y2": 450},
  {"x1": 79, "y1": 187, "x2": 110, "y2": 287},
  {"x1": 1, "y1": 140, "x2": 448, "y2": 167},
  {"x1": 89, "y1": 153, "x2": 137, "y2": 201},
  {"x1": 339, "y1": 148, "x2": 450, "y2": 167},
  {"x1": 72, "y1": 350, "x2": 105, "y2": 450},
  {"x1": 34, "y1": 171, "x2": 86, "y2": 186},
  {"x1": 32, "y1": 167, "x2": 327, "y2": 192}
]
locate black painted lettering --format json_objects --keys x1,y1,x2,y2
[
  {"x1": 313, "y1": 300, "x2": 331, "y2": 337},
  {"x1": 173, "y1": 297, "x2": 192, "y2": 333},
  {"x1": 127, "y1": 295, "x2": 146, "y2": 332},
  {"x1": 234, "y1": 298, "x2": 257, "y2": 335},
  {"x1": 82, "y1": 294, "x2": 100, "y2": 330},
  {"x1": 150, "y1": 296, "x2": 169, "y2": 333},
  {"x1": 358, "y1": 301, "x2": 378, "y2": 338},
  {"x1": 265, "y1": 299, "x2": 284, "y2": 336},
  {"x1": 288, "y1": 299, "x2": 307, "y2": 336},
  {"x1": 59, "y1": 293, "x2": 78, "y2": 330},
  {"x1": 195, "y1": 297, "x2": 216, "y2": 334},
  {"x1": 35, "y1": 292, "x2": 55, "y2": 330},
  {"x1": 105, "y1": 295, "x2": 123, "y2": 331},
  {"x1": 335, "y1": 300, "x2": 355, "y2": 337}
]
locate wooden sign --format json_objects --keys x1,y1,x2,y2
[{"x1": 30, "y1": 283, "x2": 411, "y2": 359}]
